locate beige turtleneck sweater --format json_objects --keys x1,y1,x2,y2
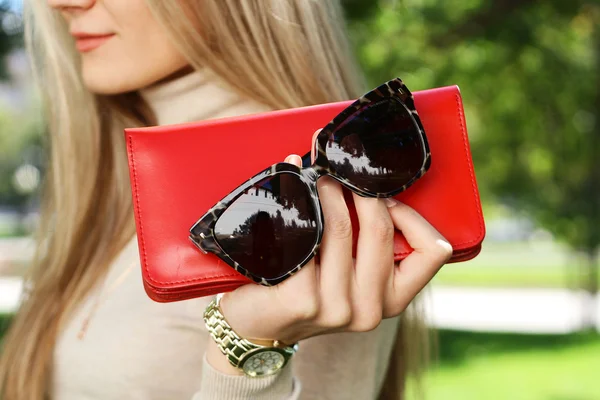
[{"x1": 52, "y1": 70, "x2": 400, "y2": 400}]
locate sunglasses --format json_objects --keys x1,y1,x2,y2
[{"x1": 189, "y1": 78, "x2": 431, "y2": 286}]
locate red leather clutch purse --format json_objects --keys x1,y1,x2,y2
[{"x1": 125, "y1": 85, "x2": 485, "y2": 302}]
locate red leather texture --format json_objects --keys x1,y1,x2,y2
[{"x1": 126, "y1": 85, "x2": 485, "y2": 302}]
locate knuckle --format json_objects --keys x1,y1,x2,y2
[
  {"x1": 367, "y1": 217, "x2": 394, "y2": 243},
  {"x1": 385, "y1": 300, "x2": 409, "y2": 318},
  {"x1": 321, "y1": 304, "x2": 352, "y2": 328},
  {"x1": 430, "y1": 239, "x2": 453, "y2": 263},
  {"x1": 290, "y1": 298, "x2": 320, "y2": 321},
  {"x1": 350, "y1": 308, "x2": 383, "y2": 333},
  {"x1": 324, "y1": 212, "x2": 353, "y2": 240}
]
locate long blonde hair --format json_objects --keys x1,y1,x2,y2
[{"x1": 0, "y1": 1, "x2": 430, "y2": 398}]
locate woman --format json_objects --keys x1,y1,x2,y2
[{"x1": 0, "y1": 0, "x2": 452, "y2": 399}]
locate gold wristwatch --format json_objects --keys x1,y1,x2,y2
[{"x1": 203, "y1": 293, "x2": 299, "y2": 377}]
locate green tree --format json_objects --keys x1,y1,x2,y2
[
  {"x1": 0, "y1": 2, "x2": 22, "y2": 79},
  {"x1": 344, "y1": 0, "x2": 599, "y2": 321}
]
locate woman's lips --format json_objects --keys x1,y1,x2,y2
[{"x1": 73, "y1": 34, "x2": 115, "y2": 53}]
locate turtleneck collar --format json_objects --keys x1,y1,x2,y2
[{"x1": 140, "y1": 68, "x2": 271, "y2": 126}]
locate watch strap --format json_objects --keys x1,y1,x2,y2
[
  {"x1": 203, "y1": 293, "x2": 298, "y2": 370},
  {"x1": 204, "y1": 293, "x2": 261, "y2": 368}
]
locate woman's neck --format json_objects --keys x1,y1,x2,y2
[{"x1": 140, "y1": 68, "x2": 270, "y2": 126}]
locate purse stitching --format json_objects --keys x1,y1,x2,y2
[
  {"x1": 453, "y1": 92, "x2": 486, "y2": 245},
  {"x1": 394, "y1": 91, "x2": 485, "y2": 257}
]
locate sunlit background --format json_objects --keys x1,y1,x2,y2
[{"x1": 1, "y1": 0, "x2": 599, "y2": 399}]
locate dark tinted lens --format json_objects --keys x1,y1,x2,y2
[
  {"x1": 325, "y1": 98, "x2": 425, "y2": 194},
  {"x1": 214, "y1": 172, "x2": 318, "y2": 280}
]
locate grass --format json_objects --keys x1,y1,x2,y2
[
  {"x1": 432, "y1": 264, "x2": 591, "y2": 289},
  {"x1": 0, "y1": 221, "x2": 27, "y2": 238},
  {"x1": 409, "y1": 330, "x2": 600, "y2": 400},
  {"x1": 432, "y1": 240, "x2": 598, "y2": 289}
]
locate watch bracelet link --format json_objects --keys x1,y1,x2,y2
[
  {"x1": 204, "y1": 295, "x2": 262, "y2": 368},
  {"x1": 203, "y1": 293, "x2": 298, "y2": 369}
]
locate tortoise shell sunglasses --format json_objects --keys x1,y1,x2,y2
[{"x1": 189, "y1": 78, "x2": 431, "y2": 286}]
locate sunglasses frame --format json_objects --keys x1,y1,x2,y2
[{"x1": 189, "y1": 78, "x2": 431, "y2": 286}]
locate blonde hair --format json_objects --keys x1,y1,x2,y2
[{"x1": 0, "y1": 1, "x2": 430, "y2": 398}]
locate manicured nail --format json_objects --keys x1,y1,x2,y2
[
  {"x1": 384, "y1": 198, "x2": 398, "y2": 208},
  {"x1": 285, "y1": 154, "x2": 301, "y2": 165}
]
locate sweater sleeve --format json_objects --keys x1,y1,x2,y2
[
  {"x1": 291, "y1": 315, "x2": 401, "y2": 400},
  {"x1": 191, "y1": 354, "x2": 301, "y2": 400}
]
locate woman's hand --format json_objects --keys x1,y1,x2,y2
[{"x1": 206, "y1": 146, "x2": 452, "y2": 374}]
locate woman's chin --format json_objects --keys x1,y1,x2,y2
[
  {"x1": 81, "y1": 62, "x2": 173, "y2": 95},
  {"x1": 81, "y1": 71, "x2": 143, "y2": 95}
]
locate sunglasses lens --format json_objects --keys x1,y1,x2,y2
[
  {"x1": 214, "y1": 172, "x2": 318, "y2": 280},
  {"x1": 326, "y1": 97, "x2": 425, "y2": 194}
]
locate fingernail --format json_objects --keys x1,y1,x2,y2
[
  {"x1": 384, "y1": 198, "x2": 398, "y2": 208},
  {"x1": 285, "y1": 154, "x2": 302, "y2": 166}
]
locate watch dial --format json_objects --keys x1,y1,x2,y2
[{"x1": 242, "y1": 350, "x2": 286, "y2": 377}]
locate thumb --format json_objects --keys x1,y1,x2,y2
[{"x1": 284, "y1": 154, "x2": 303, "y2": 167}]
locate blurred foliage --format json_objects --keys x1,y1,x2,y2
[
  {"x1": 0, "y1": 1, "x2": 22, "y2": 79},
  {"x1": 0, "y1": 313, "x2": 10, "y2": 345},
  {"x1": 343, "y1": 0, "x2": 600, "y2": 295},
  {"x1": 0, "y1": 4, "x2": 41, "y2": 213},
  {"x1": 433, "y1": 240, "x2": 593, "y2": 289},
  {"x1": 0, "y1": 106, "x2": 43, "y2": 209}
]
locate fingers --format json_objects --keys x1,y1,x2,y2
[
  {"x1": 223, "y1": 147, "x2": 451, "y2": 344},
  {"x1": 314, "y1": 176, "x2": 354, "y2": 326},
  {"x1": 223, "y1": 153, "x2": 323, "y2": 344},
  {"x1": 350, "y1": 193, "x2": 395, "y2": 330},
  {"x1": 383, "y1": 199, "x2": 452, "y2": 317},
  {"x1": 285, "y1": 140, "x2": 354, "y2": 330},
  {"x1": 281, "y1": 153, "x2": 320, "y2": 297},
  {"x1": 385, "y1": 198, "x2": 452, "y2": 260},
  {"x1": 278, "y1": 151, "x2": 354, "y2": 338}
]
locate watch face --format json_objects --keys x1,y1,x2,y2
[{"x1": 241, "y1": 349, "x2": 286, "y2": 377}]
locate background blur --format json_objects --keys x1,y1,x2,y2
[{"x1": 1, "y1": 0, "x2": 599, "y2": 398}]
